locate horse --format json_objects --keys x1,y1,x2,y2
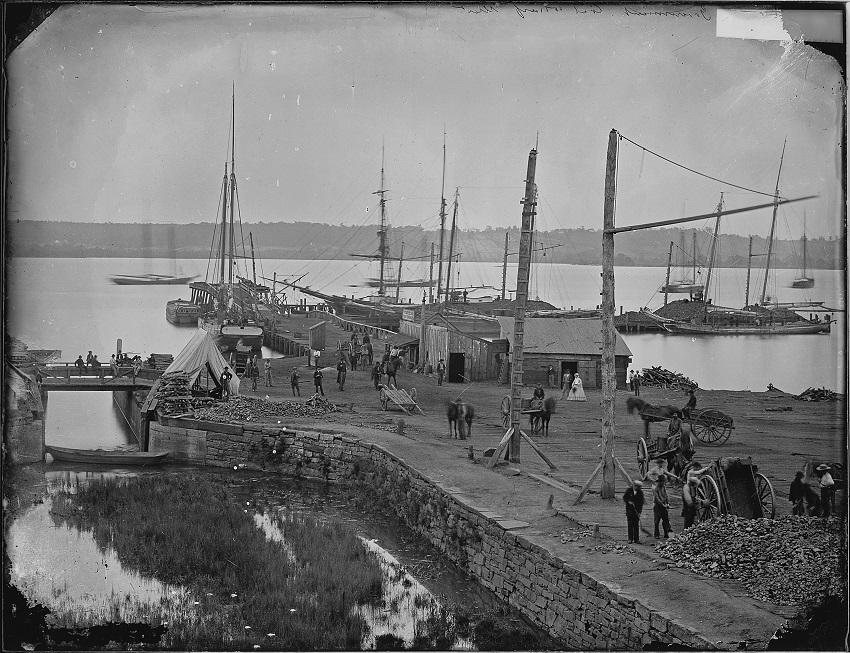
[
  {"x1": 447, "y1": 401, "x2": 475, "y2": 440},
  {"x1": 530, "y1": 396, "x2": 557, "y2": 437},
  {"x1": 626, "y1": 396, "x2": 680, "y2": 439}
]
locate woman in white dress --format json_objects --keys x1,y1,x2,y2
[{"x1": 567, "y1": 372, "x2": 586, "y2": 401}]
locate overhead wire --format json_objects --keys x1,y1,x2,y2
[{"x1": 618, "y1": 133, "x2": 780, "y2": 199}]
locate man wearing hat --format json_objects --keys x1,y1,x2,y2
[
  {"x1": 816, "y1": 464, "x2": 835, "y2": 518},
  {"x1": 623, "y1": 479, "x2": 645, "y2": 544},
  {"x1": 436, "y1": 358, "x2": 446, "y2": 386}
]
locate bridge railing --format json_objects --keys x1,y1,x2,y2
[{"x1": 39, "y1": 363, "x2": 162, "y2": 384}]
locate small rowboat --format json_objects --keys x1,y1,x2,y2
[{"x1": 45, "y1": 446, "x2": 169, "y2": 466}]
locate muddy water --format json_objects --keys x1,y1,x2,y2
[{"x1": 8, "y1": 467, "x2": 554, "y2": 650}]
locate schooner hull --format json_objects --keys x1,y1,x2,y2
[
  {"x1": 661, "y1": 320, "x2": 830, "y2": 336},
  {"x1": 791, "y1": 277, "x2": 815, "y2": 289}
]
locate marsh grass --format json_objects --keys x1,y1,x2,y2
[{"x1": 51, "y1": 475, "x2": 383, "y2": 650}]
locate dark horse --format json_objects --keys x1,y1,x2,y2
[
  {"x1": 530, "y1": 397, "x2": 557, "y2": 437},
  {"x1": 626, "y1": 396, "x2": 680, "y2": 438},
  {"x1": 447, "y1": 401, "x2": 475, "y2": 440}
]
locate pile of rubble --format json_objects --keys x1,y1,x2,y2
[
  {"x1": 794, "y1": 387, "x2": 844, "y2": 402},
  {"x1": 655, "y1": 515, "x2": 845, "y2": 605},
  {"x1": 638, "y1": 367, "x2": 698, "y2": 391},
  {"x1": 192, "y1": 395, "x2": 337, "y2": 423}
]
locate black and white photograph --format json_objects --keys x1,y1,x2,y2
[{"x1": 4, "y1": 3, "x2": 846, "y2": 650}]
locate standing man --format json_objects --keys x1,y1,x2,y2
[
  {"x1": 219, "y1": 366, "x2": 233, "y2": 401},
  {"x1": 683, "y1": 389, "x2": 697, "y2": 420},
  {"x1": 86, "y1": 350, "x2": 94, "y2": 370},
  {"x1": 628, "y1": 369, "x2": 635, "y2": 392},
  {"x1": 371, "y1": 361, "x2": 382, "y2": 390},
  {"x1": 110, "y1": 354, "x2": 119, "y2": 378},
  {"x1": 653, "y1": 475, "x2": 672, "y2": 539},
  {"x1": 633, "y1": 370, "x2": 641, "y2": 396},
  {"x1": 789, "y1": 471, "x2": 807, "y2": 516},
  {"x1": 264, "y1": 359, "x2": 273, "y2": 387},
  {"x1": 250, "y1": 361, "x2": 259, "y2": 391},
  {"x1": 385, "y1": 356, "x2": 399, "y2": 389},
  {"x1": 336, "y1": 358, "x2": 347, "y2": 391},
  {"x1": 436, "y1": 358, "x2": 446, "y2": 386},
  {"x1": 290, "y1": 367, "x2": 301, "y2": 396},
  {"x1": 313, "y1": 367, "x2": 324, "y2": 396},
  {"x1": 561, "y1": 371, "x2": 574, "y2": 399},
  {"x1": 816, "y1": 464, "x2": 835, "y2": 518},
  {"x1": 623, "y1": 480, "x2": 645, "y2": 544}
]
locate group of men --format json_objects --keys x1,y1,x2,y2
[
  {"x1": 74, "y1": 350, "x2": 146, "y2": 377},
  {"x1": 789, "y1": 464, "x2": 837, "y2": 517},
  {"x1": 628, "y1": 369, "x2": 642, "y2": 396}
]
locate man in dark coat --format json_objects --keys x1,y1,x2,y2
[
  {"x1": 653, "y1": 476, "x2": 672, "y2": 539},
  {"x1": 336, "y1": 358, "x2": 347, "y2": 391},
  {"x1": 75, "y1": 355, "x2": 86, "y2": 376},
  {"x1": 219, "y1": 366, "x2": 233, "y2": 400},
  {"x1": 633, "y1": 372, "x2": 641, "y2": 396},
  {"x1": 789, "y1": 471, "x2": 806, "y2": 516},
  {"x1": 290, "y1": 368, "x2": 301, "y2": 397},
  {"x1": 313, "y1": 368, "x2": 324, "y2": 396},
  {"x1": 436, "y1": 359, "x2": 446, "y2": 386},
  {"x1": 371, "y1": 362, "x2": 382, "y2": 390},
  {"x1": 623, "y1": 480, "x2": 645, "y2": 544},
  {"x1": 683, "y1": 389, "x2": 697, "y2": 420}
]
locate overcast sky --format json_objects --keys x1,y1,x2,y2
[{"x1": 7, "y1": 4, "x2": 844, "y2": 240}]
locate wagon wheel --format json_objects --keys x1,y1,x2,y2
[
  {"x1": 636, "y1": 438, "x2": 650, "y2": 477},
  {"x1": 754, "y1": 473, "x2": 776, "y2": 519},
  {"x1": 691, "y1": 409, "x2": 733, "y2": 446},
  {"x1": 694, "y1": 476, "x2": 722, "y2": 523},
  {"x1": 500, "y1": 395, "x2": 511, "y2": 428},
  {"x1": 379, "y1": 388, "x2": 389, "y2": 411}
]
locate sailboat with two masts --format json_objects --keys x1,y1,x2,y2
[
  {"x1": 791, "y1": 213, "x2": 815, "y2": 289},
  {"x1": 645, "y1": 144, "x2": 830, "y2": 335},
  {"x1": 167, "y1": 88, "x2": 269, "y2": 366}
]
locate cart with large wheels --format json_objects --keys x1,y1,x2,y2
[
  {"x1": 636, "y1": 450, "x2": 776, "y2": 524},
  {"x1": 637, "y1": 404, "x2": 734, "y2": 446},
  {"x1": 689, "y1": 408, "x2": 735, "y2": 446}
]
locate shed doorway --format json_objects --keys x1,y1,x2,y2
[
  {"x1": 448, "y1": 353, "x2": 465, "y2": 383},
  {"x1": 560, "y1": 361, "x2": 578, "y2": 389}
]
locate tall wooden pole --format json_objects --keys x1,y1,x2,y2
[
  {"x1": 663, "y1": 241, "x2": 673, "y2": 306},
  {"x1": 249, "y1": 232, "x2": 256, "y2": 284},
  {"x1": 419, "y1": 296, "x2": 427, "y2": 367},
  {"x1": 600, "y1": 129, "x2": 618, "y2": 499},
  {"x1": 428, "y1": 242, "x2": 435, "y2": 303},
  {"x1": 436, "y1": 132, "x2": 447, "y2": 303},
  {"x1": 744, "y1": 235, "x2": 753, "y2": 308},
  {"x1": 509, "y1": 149, "x2": 538, "y2": 463},
  {"x1": 445, "y1": 188, "x2": 459, "y2": 304},
  {"x1": 501, "y1": 231, "x2": 509, "y2": 300},
  {"x1": 376, "y1": 147, "x2": 388, "y2": 297},
  {"x1": 760, "y1": 138, "x2": 786, "y2": 306},
  {"x1": 228, "y1": 85, "x2": 237, "y2": 287},
  {"x1": 703, "y1": 194, "x2": 723, "y2": 310},
  {"x1": 692, "y1": 230, "x2": 697, "y2": 299},
  {"x1": 395, "y1": 241, "x2": 404, "y2": 303}
]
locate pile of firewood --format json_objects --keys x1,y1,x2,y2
[
  {"x1": 192, "y1": 395, "x2": 338, "y2": 423},
  {"x1": 656, "y1": 515, "x2": 844, "y2": 605},
  {"x1": 637, "y1": 367, "x2": 698, "y2": 391},
  {"x1": 794, "y1": 387, "x2": 844, "y2": 402}
]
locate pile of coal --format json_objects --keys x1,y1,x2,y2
[
  {"x1": 638, "y1": 367, "x2": 698, "y2": 391},
  {"x1": 152, "y1": 372, "x2": 212, "y2": 416},
  {"x1": 655, "y1": 515, "x2": 845, "y2": 605},
  {"x1": 794, "y1": 387, "x2": 844, "y2": 402},
  {"x1": 192, "y1": 395, "x2": 338, "y2": 422}
]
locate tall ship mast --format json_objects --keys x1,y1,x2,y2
[{"x1": 169, "y1": 86, "x2": 269, "y2": 368}]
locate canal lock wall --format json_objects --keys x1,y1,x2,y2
[{"x1": 149, "y1": 415, "x2": 715, "y2": 650}]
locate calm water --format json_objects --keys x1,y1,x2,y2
[
  {"x1": 8, "y1": 469, "x2": 551, "y2": 650},
  {"x1": 6, "y1": 256, "x2": 845, "y2": 447}
]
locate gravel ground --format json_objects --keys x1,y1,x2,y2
[{"x1": 655, "y1": 515, "x2": 846, "y2": 605}]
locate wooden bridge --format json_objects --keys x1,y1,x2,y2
[{"x1": 37, "y1": 363, "x2": 159, "y2": 391}]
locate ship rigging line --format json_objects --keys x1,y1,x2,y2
[{"x1": 618, "y1": 133, "x2": 780, "y2": 199}]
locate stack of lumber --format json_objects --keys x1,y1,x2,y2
[
  {"x1": 655, "y1": 515, "x2": 844, "y2": 605},
  {"x1": 794, "y1": 387, "x2": 844, "y2": 402},
  {"x1": 637, "y1": 366, "x2": 698, "y2": 390}
]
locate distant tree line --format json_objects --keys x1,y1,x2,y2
[{"x1": 5, "y1": 220, "x2": 844, "y2": 269}]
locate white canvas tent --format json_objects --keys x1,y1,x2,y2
[{"x1": 164, "y1": 329, "x2": 240, "y2": 396}]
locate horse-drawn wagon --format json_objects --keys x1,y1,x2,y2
[
  {"x1": 627, "y1": 397, "x2": 734, "y2": 445},
  {"x1": 500, "y1": 395, "x2": 554, "y2": 436}
]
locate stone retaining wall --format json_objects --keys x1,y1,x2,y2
[{"x1": 149, "y1": 415, "x2": 713, "y2": 649}]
